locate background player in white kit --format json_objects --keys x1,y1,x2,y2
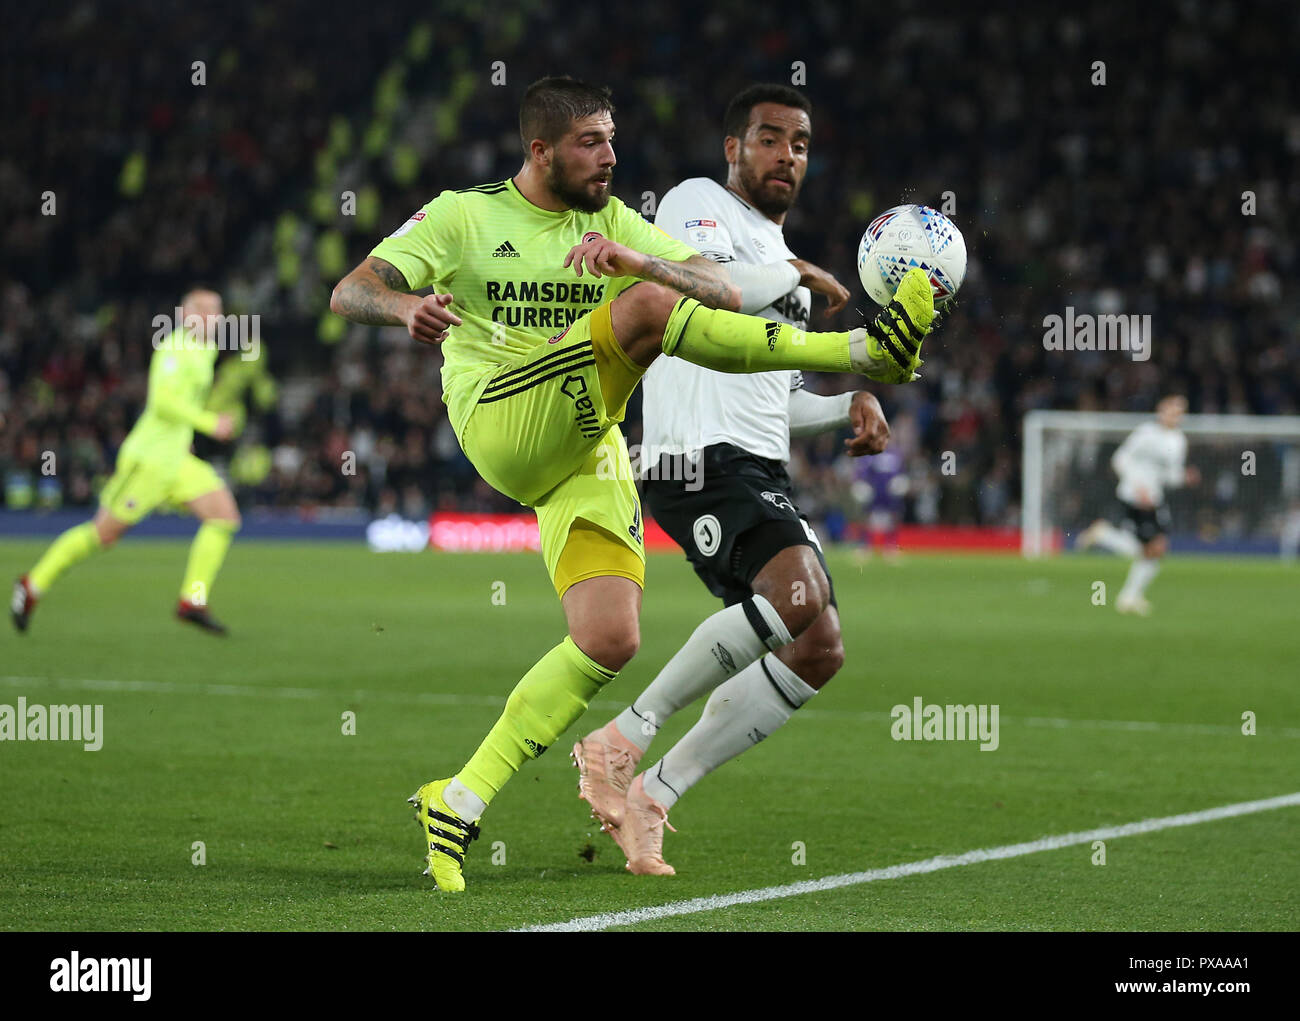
[
  {"x1": 1078, "y1": 395, "x2": 1200, "y2": 614},
  {"x1": 572, "y1": 85, "x2": 894, "y2": 873}
]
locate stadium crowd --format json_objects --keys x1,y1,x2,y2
[{"x1": 2, "y1": 1, "x2": 1296, "y2": 536}]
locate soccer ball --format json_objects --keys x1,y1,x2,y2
[{"x1": 857, "y1": 204, "x2": 966, "y2": 308}]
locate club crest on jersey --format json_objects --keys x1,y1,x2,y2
[
  {"x1": 760, "y1": 491, "x2": 796, "y2": 515},
  {"x1": 581, "y1": 231, "x2": 604, "y2": 245}
]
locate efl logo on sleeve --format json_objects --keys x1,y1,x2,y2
[
  {"x1": 685, "y1": 219, "x2": 717, "y2": 244},
  {"x1": 389, "y1": 210, "x2": 426, "y2": 238}
]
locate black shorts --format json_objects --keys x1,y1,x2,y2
[
  {"x1": 644, "y1": 442, "x2": 836, "y2": 607},
  {"x1": 1120, "y1": 500, "x2": 1170, "y2": 544}
]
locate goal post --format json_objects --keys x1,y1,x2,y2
[{"x1": 1021, "y1": 411, "x2": 1300, "y2": 558}]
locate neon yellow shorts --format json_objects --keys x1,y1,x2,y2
[
  {"x1": 99, "y1": 453, "x2": 225, "y2": 525},
  {"x1": 458, "y1": 303, "x2": 647, "y2": 596}
]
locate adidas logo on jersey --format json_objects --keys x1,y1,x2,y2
[{"x1": 492, "y1": 241, "x2": 521, "y2": 258}]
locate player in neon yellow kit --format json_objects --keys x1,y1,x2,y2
[
  {"x1": 330, "y1": 77, "x2": 936, "y2": 890},
  {"x1": 12, "y1": 289, "x2": 243, "y2": 635}
]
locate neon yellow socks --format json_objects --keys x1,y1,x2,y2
[
  {"x1": 661, "y1": 296, "x2": 852, "y2": 373},
  {"x1": 28, "y1": 522, "x2": 102, "y2": 594},
  {"x1": 457, "y1": 636, "x2": 617, "y2": 807},
  {"x1": 180, "y1": 518, "x2": 239, "y2": 605}
]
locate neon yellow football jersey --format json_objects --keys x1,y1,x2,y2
[
  {"x1": 369, "y1": 177, "x2": 696, "y2": 435},
  {"x1": 117, "y1": 329, "x2": 220, "y2": 474}
]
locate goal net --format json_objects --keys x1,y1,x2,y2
[{"x1": 1022, "y1": 411, "x2": 1300, "y2": 558}]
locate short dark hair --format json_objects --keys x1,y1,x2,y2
[
  {"x1": 519, "y1": 76, "x2": 615, "y2": 154},
  {"x1": 723, "y1": 84, "x2": 812, "y2": 140}
]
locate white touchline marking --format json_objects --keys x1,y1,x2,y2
[
  {"x1": 514, "y1": 792, "x2": 1300, "y2": 932},
  {"x1": 2, "y1": 675, "x2": 1297, "y2": 738}
]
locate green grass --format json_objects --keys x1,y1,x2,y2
[{"x1": 1, "y1": 538, "x2": 1297, "y2": 931}]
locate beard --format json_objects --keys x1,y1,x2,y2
[
  {"x1": 548, "y1": 152, "x2": 612, "y2": 213},
  {"x1": 737, "y1": 153, "x2": 800, "y2": 217}
]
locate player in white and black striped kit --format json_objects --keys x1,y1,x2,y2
[
  {"x1": 1078, "y1": 395, "x2": 1200, "y2": 614},
  {"x1": 571, "y1": 85, "x2": 898, "y2": 874}
]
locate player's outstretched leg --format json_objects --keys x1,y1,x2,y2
[
  {"x1": 1077, "y1": 518, "x2": 1141, "y2": 556},
  {"x1": 14, "y1": 513, "x2": 123, "y2": 633},
  {"x1": 1117, "y1": 535, "x2": 1166, "y2": 615},
  {"x1": 412, "y1": 572, "x2": 638, "y2": 892},
  {"x1": 176, "y1": 483, "x2": 241, "y2": 635},
  {"x1": 613, "y1": 608, "x2": 841, "y2": 875},
  {"x1": 660, "y1": 266, "x2": 935, "y2": 383},
  {"x1": 579, "y1": 545, "x2": 837, "y2": 872},
  {"x1": 574, "y1": 590, "x2": 791, "y2": 830}
]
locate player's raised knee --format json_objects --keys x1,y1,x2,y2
[
  {"x1": 788, "y1": 632, "x2": 844, "y2": 684},
  {"x1": 572, "y1": 624, "x2": 640, "y2": 673}
]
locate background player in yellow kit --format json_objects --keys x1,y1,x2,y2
[
  {"x1": 329, "y1": 77, "x2": 935, "y2": 890},
  {"x1": 12, "y1": 288, "x2": 243, "y2": 636}
]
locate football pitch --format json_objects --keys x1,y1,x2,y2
[{"x1": 1, "y1": 539, "x2": 1296, "y2": 932}]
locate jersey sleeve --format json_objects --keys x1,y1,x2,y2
[
  {"x1": 149, "y1": 348, "x2": 219, "y2": 436},
  {"x1": 369, "y1": 190, "x2": 465, "y2": 291},
  {"x1": 654, "y1": 182, "x2": 737, "y2": 263}
]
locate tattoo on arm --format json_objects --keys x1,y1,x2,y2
[
  {"x1": 332, "y1": 257, "x2": 414, "y2": 325},
  {"x1": 369, "y1": 257, "x2": 408, "y2": 291},
  {"x1": 641, "y1": 254, "x2": 738, "y2": 310}
]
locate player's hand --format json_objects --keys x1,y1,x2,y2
[
  {"x1": 1184, "y1": 465, "x2": 1201, "y2": 486},
  {"x1": 1135, "y1": 487, "x2": 1155, "y2": 509},
  {"x1": 407, "y1": 293, "x2": 462, "y2": 346},
  {"x1": 212, "y1": 413, "x2": 235, "y2": 442},
  {"x1": 563, "y1": 235, "x2": 645, "y2": 279},
  {"x1": 791, "y1": 259, "x2": 851, "y2": 316},
  {"x1": 845, "y1": 391, "x2": 890, "y2": 456}
]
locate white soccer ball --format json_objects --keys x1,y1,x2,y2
[{"x1": 857, "y1": 204, "x2": 966, "y2": 308}]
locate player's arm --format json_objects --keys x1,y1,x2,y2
[
  {"x1": 330, "y1": 257, "x2": 461, "y2": 345},
  {"x1": 638, "y1": 253, "x2": 742, "y2": 311},
  {"x1": 1110, "y1": 430, "x2": 1138, "y2": 479},
  {"x1": 148, "y1": 352, "x2": 233, "y2": 440},
  {"x1": 788, "y1": 383, "x2": 889, "y2": 455},
  {"x1": 1169, "y1": 438, "x2": 1199, "y2": 488},
  {"x1": 1111, "y1": 429, "x2": 1155, "y2": 506},
  {"x1": 564, "y1": 198, "x2": 741, "y2": 310},
  {"x1": 563, "y1": 243, "x2": 738, "y2": 309},
  {"x1": 788, "y1": 259, "x2": 850, "y2": 316},
  {"x1": 331, "y1": 193, "x2": 465, "y2": 345}
]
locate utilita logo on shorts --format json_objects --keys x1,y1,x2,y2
[{"x1": 560, "y1": 375, "x2": 601, "y2": 439}]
